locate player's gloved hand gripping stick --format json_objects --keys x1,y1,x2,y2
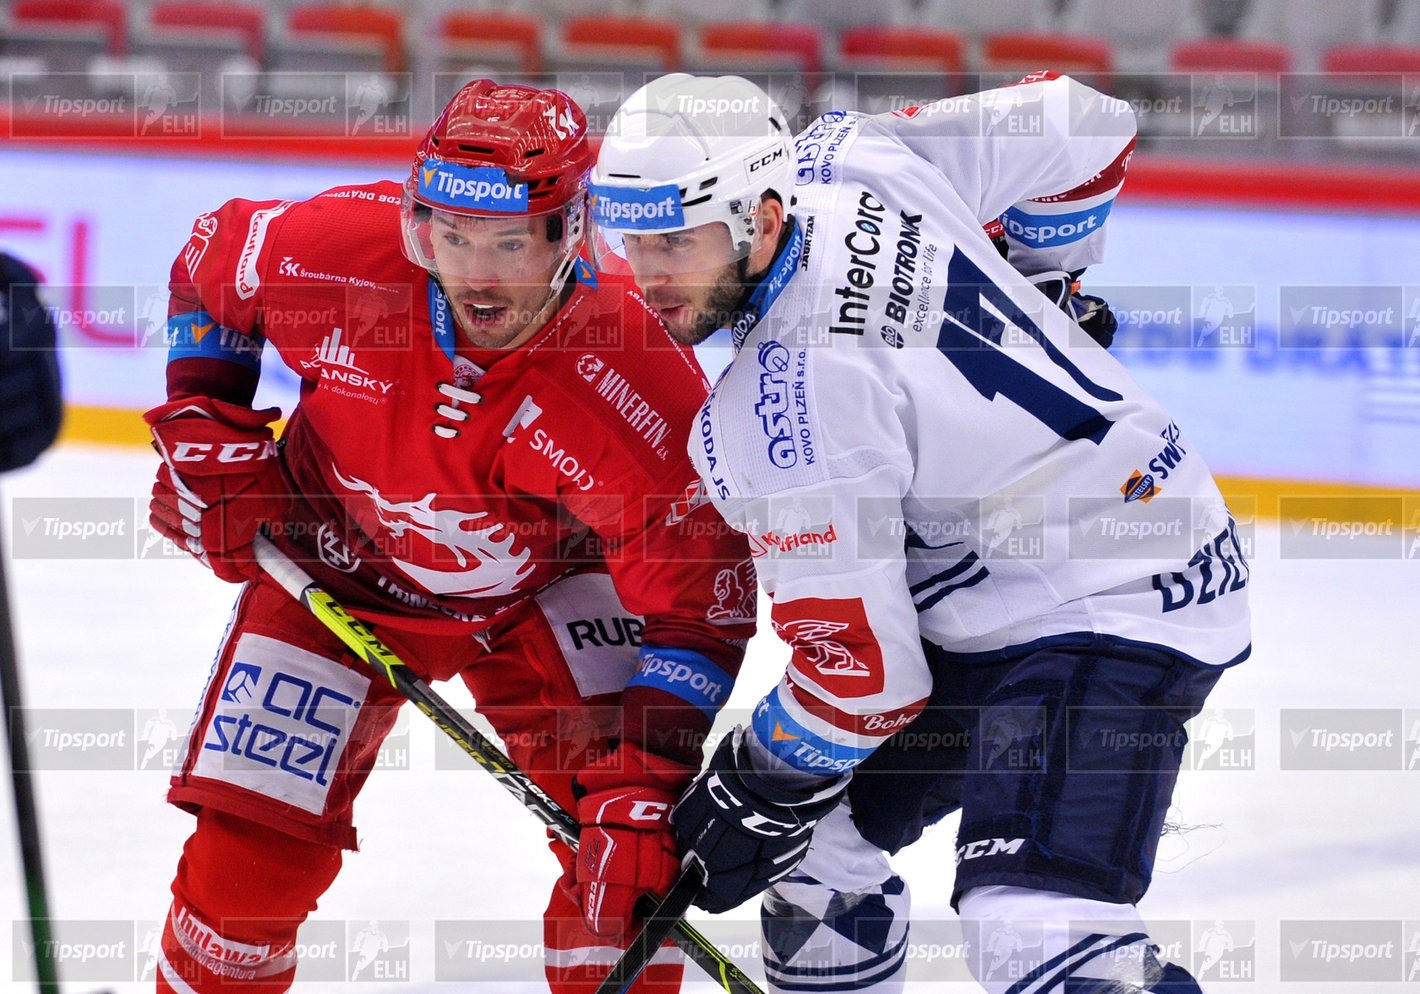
[
  {"x1": 250, "y1": 533, "x2": 763, "y2": 994},
  {"x1": 596, "y1": 726, "x2": 848, "y2": 994}
]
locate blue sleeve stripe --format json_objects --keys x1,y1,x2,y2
[
  {"x1": 1001, "y1": 200, "x2": 1114, "y2": 249},
  {"x1": 751, "y1": 686, "x2": 874, "y2": 777},
  {"x1": 626, "y1": 647, "x2": 733, "y2": 720},
  {"x1": 166, "y1": 311, "x2": 262, "y2": 372}
]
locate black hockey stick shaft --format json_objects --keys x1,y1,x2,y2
[
  {"x1": 595, "y1": 858, "x2": 707, "y2": 994},
  {"x1": 0, "y1": 514, "x2": 60, "y2": 994},
  {"x1": 252, "y1": 535, "x2": 764, "y2": 994}
]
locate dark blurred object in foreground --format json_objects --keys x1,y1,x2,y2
[{"x1": 0, "y1": 253, "x2": 63, "y2": 473}]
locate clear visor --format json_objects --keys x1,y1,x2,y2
[
  {"x1": 402, "y1": 187, "x2": 585, "y2": 289},
  {"x1": 423, "y1": 208, "x2": 568, "y2": 282},
  {"x1": 588, "y1": 218, "x2": 750, "y2": 279}
]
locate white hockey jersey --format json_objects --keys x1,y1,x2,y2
[{"x1": 690, "y1": 74, "x2": 1252, "y2": 777}]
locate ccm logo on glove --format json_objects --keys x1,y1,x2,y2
[
  {"x1": 171, "y1": 440, "x2": 281, "y2": 463},
  {"x1": 628, "y1": 799, "x2": 670, "y2": 821}
]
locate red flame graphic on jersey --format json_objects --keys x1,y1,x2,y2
[{"x1": 333, "y1": 467, "x2": 533, "y2": 598}]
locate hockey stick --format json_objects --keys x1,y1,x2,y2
[
  {"x1": 0, "y1": 513, "x2": 61, "y2": 994},
  {"x1": 595, "y1": 858, "x2": 706, "y2": 994},
  {"x1": 251, "y1": 534, "x2": 765, "y2": 994}
]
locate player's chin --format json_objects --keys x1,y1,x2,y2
[
  {"x1": 455, "y1": 313, "x2": 521, "y2": 349},
  {"x1": 655, "y1": 305, "x2": 705, "y2": 345}
]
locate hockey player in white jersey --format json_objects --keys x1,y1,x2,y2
[{"x1": 590, "y1": 73, "x2": 1250, "y2": 994}]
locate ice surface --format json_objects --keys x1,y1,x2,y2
[{"x1": 0, "y1": 445, "x2": 1416, "y2": 992}]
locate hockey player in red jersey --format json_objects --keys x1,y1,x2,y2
[{"x1": 144, "y1": 79, "x2": 755, "y2": 993}]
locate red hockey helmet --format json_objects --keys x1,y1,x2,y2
[{"x1": 401, "y1": 79, "x2": 592, "y2": 286}]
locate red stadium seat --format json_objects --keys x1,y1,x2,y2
[
  {"x1": 12, "y1": 0, "x2": 127, "y2": 55},
  {"x1": 839, "y1": 26, "x2": 966, "y2": 75},
  {"x1": 557, "y1": 16, "x2": 682, "y2": 71},
  {"x1": 286, "y1": 4, "x2": 405, "y2": 74},
  {"x1": 439, "y1": 11, "x2": 543, "y2": 74},
  {"x1": 148, "y1": 1, "x2": 265, "y2": 63},
  {"x1": 1322, "y1": 44, "x2": 1420, "y2": 75},
  {"x1": 1170, "y1": 38, "x2": 1293, "y2": 74},
  {"x1": 696, "y1": 22, "x2": 824, "y2": 75},
  {"x1": 981, "y1": 33, "x2": 1114, "y2": 76}
]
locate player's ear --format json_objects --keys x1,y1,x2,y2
[
  {"x1": 757, "y1": 193, "x2": 786, "y2": 246},
  {"x1": 747, "y1": 193, "x2": 787, "y2": 276}
]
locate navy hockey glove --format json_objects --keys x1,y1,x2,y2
[
  {"x1": 0, "y1": 253, "x2": 62, "y2": 473},
  {"x1": 1028, "y1": 270, "x2": 1118, "y2": 349},
  {"x1": 1070, "y1": 292, "x2": 1117, "y2": 349},
  {"x1": 672, "y1": 726, "x2": 846, "y2": 914}
]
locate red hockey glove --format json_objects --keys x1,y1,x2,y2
[
  {"x1": 572, "y1": 742, "x2": 697, "y2": 939},
  {"x1": 145, "y1": 397, "x2": 289, "y2": 583}
]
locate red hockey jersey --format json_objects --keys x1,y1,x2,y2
[{"x1": 164, "y1": 181, "x2": 755, "y2": 669}]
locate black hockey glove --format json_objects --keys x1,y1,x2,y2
[
  {"x1": 671, "y1": 726, "x2": 847, "y2": 914},
  {"x1": 1069, "y1": 292, "x2": 1118, "y2": 349},
  {"x1": 1028, "y1": 269, "x2": 1118, "y2": 349},
  {"x1": 0, "y1": 253, "x2": 62, "y2": 473}
]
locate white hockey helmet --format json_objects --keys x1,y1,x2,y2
[{"x1": 588, "y1": 74, "x2": 794, "y2": 275}]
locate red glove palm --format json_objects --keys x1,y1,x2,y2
[
  {"x1": 145, "y1": 397, "x2": 289, "y2": 583},
  {"x1": 572, "y1": 743, "x2": 696, "y2": 939}
]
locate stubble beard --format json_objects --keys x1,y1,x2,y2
[{"x1": 666, "y1": 263, "x2": 747, "y2": 346}]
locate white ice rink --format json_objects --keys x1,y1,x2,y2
[{"x1": 1, "y1": 443, "x2": 1418, "y2": 993}]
